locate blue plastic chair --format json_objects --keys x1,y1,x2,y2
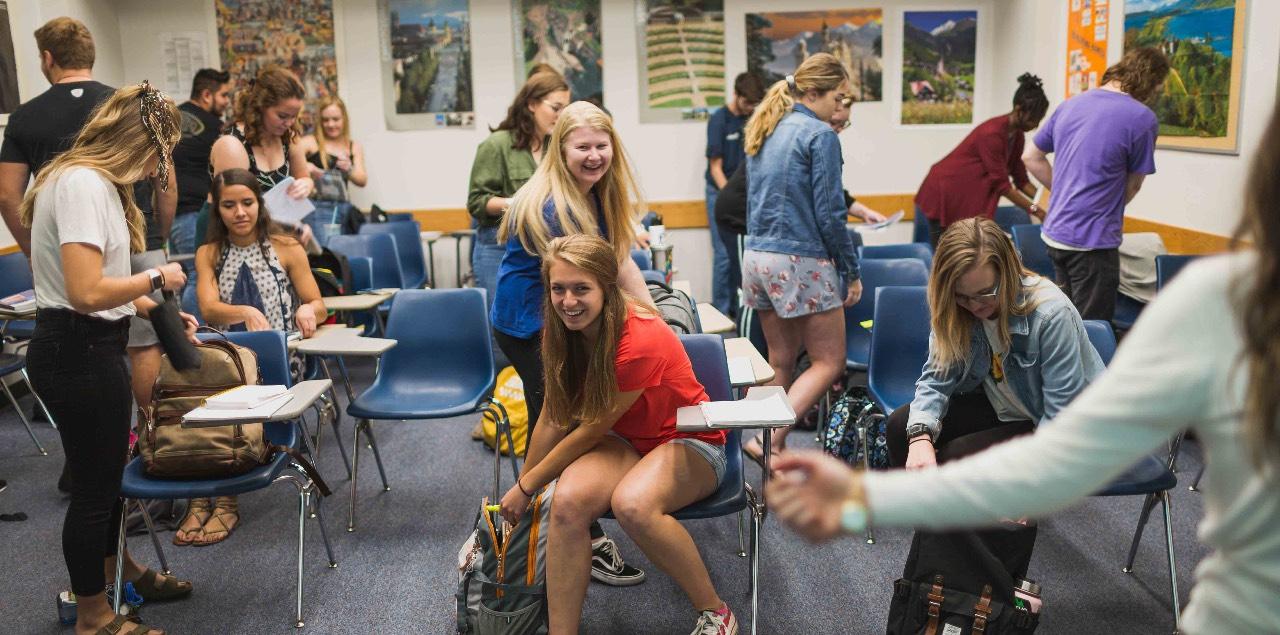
[
  {"x1": 602, "y1": 334, "x2": 762, "y2": 632},
  {"x1": 630, "y1": 248, "x2": 652, "y2": 271},
  {"x1": 0, "y1": 353, "x2": 53, "y2": 455},
  {"x1": 845, "y1": 226, "x2": 864, "y2": 252},
  {"x1": 641, "y1": 269, "x2": 667, "y2": 286},
  {"x1": 1011, "y1": 224, "x2": 1055, "y2": 278},
  {"x1": 1082, "y1": 319, "x2": 1182, "y2": 629},
  {"x1": 912, "y1": 209, "x2": 931, "y2": 244},
  {"x1": 859, "y1": 243, "x2": 934, "y2": 271},
  {"x1": 994, "y1": 206, "x2": 1031, "y2": 234},
  {"x1": 846, "y1": 259, "x2": 929, "y2": 372},
  {"x1": 1113, "y1": 293, "x2": 1146, "y2": 331},
  {"x1": 866, "y1": 286, "x2": 930, "y2": 414},
  {"x1": 0, "y1": 251, "x2": 35, "y2": 339},
  {"x1": 385, "y1": 212, "x2": 416, "y2": 223},
  {"x1": 1155, "y1": 254, "x2": 1197, "y2": 291},
  {"x1": 344, "y1": 289, "x2": 513, "y2": 531},
  {"x1": 359, "y1": 221, "x2": 429, "y2": 289},
  {"x1": 327, "y1": 234, "x2": 403, "y2": 291},
  {"x1": 114, "y1": 330, "x2": 336, "y2": 627}
]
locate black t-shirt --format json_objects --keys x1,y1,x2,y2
[
  {"x1": 714, "y1": 164, "x2": 748, "y2": 235},
  {"x1": 173, "y1": 101, "x2": 223, "y2": 214},
  {"x1": 0, "y1": 80, "x2": 114, "y2": 173}
]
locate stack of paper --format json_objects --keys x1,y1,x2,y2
[
  {"x1": 699, "y1": 393, "x2": 794, "y2": 427},
  {"x1": 863, "y1": 210, "x2": 905, "y2": 231},
  {"x1": 185, "y1": 391, "x2": 293, "y2": 423},
  {"x1": 0, "y1": 289, "x2": 36, "y2": 312},
  {"x1": 205, "y1": 385, "x2": 289, "y2": 409}
]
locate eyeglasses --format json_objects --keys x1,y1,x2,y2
[
  {"x1": 831, "y1": 119, "x2": 851, "y2": 132},
  {"x1": 839, "y1": 96, "x2": 854, "y2": 107},
  {"x1": 955, "y1": 281, "x2": 1000, "y2": 305}
]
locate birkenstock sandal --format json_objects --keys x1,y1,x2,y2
[{"x1": 132, "y1": 568, "x2": 193, "y2": 602}]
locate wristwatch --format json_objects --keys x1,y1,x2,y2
[
  {"x1": 840, "y1": 497, "x2": 869, "y2": 535},
  {"x1": 1028, "y1": 203, "x2": 1041, "y2": 216},
  {"x1": 146, "y1": 268, "x2": 164, "y2": 292},
  {"x1": 905, "y1": 422, "x2": 932, "y2": 441}
]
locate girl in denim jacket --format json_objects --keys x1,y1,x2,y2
[{"x1": 890, "y1": 218, "x2": 1104, "y2": 469}]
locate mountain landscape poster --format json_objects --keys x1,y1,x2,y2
[
  {"x1": 380, "y1": 0, "x2": 474, "y2": 130},
  {"x1": 513, "y1": 0, "x2": 604, "y2": 107},
  {"x1": 900, "y1": 10, "x2": 977, "y2": 125},
  {"x1": 1124, "y1": 0, "x2": 1245, "y2": 153},
  {"x1": 636, "y1": 0, "x2": 725, "y2": 123},
  {"x1": 745, "y1": 9, "x2": 882, "y2": 103}
]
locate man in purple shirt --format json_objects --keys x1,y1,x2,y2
[{"x1": 1023, "y1": 48, "x2": 1168, "y2": 322}]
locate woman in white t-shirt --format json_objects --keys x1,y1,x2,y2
[
  {"x1": 885, "y1": 217, "x2": 1105, "y2": 469},
  {"x1": 20, "y1": 83, "x2": 196, "y2": 635}
]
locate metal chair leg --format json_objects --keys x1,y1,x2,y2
[
  {"x1": 348, "y1": 419, "x2": 362, "y2": 532},
  {"x1": 1161, "y1": 491, "x2": 1181, "y2": 630},
  {"x1": 313, "y1": 491, "x2": 338, "y2": 568},
  {"x1": 294, "y1": 484, "x2": 307, "y2": 628},
  {"x1": 1123, "y1": 492, "x2": 1159, "y2": 573},
  {"x1": 749, "y1": 504, "x2": 762, "y2": 635},
  {"x1": 113, "y1": 503, "x2": 128, "y2": 614},
  {"x1": 363, "y1": 421, "x2": 390, "y2": 491},
  {"x1": 1189, "y1": 465, "x2": 1205, "y2": 492},
  {"x1": 859, "y1": 423, "x2": 876, "y2": 544},
  {"x1": 2, "y1": 378, "x2": 46, "y2": 455},
  {"x1": 135, "y1": 500, "x2": 170, "y2": 575},
  {"x1": 21, "y1": 368, "x2": 56, "y2": 429},
  {"x1": 736, "y1": 510, "x2": 747, "y2": 557}
]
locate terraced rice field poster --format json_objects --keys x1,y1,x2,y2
[
  {"x1": 745, "y1": 9, "x2": 882, "y2": 104},
  {"x1": 378, "y1": 0, "x2": 475, "y2": 130},
  {"x1": 636, "y1": 1, "x2": 725, "y2": 123},
  {"x1": 513, "y1": 0, "x2": 604, "y2": 107},
  {"x1": 900, "y1": 10, "x2": 977, "y2": 125},
  {"x1": 1124, "y1": 0, "x2": 1245, "y2": 154},
  {"x1": 215, "y1": 0, "x2": 339, "y2": 134}
]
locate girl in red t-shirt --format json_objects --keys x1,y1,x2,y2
[{"x1": 499, "y1": 234, "x2": 737, "y2": 635}]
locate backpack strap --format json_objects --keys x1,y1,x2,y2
[
  {"x1": 972, "y1": 584, "x2": 994, "y2": 633},
  {"x1": 925, "y1": 574, "x2": 945, "y2": 635},
  {"x1": 272, "y1": 444, "x2": 332, "y2": 497}
]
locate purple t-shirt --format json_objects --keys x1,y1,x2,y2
[{"x1": 1033, "y1": 89, "x2": 1158, "y2": 250}]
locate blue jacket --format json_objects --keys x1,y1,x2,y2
[
  {"x1": 908, "y1": 279, "x2": 1106, "y2": 439},
  {"x1": 744, "y1": 104, "x2": 859, "y2": 283}
]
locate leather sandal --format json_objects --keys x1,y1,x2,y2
[
  {"x1": 132, "y1": 568, "x2": 193, "y2": 602},
  {"x1": 196, "y1": 496, "x2": 239, "y2": 546},
  {"x1": 172, "y1": 498, "x2": 211, "y2": 546},
  {"x1": 94, "y1": 613, "x2": 158, "y2": 634}
]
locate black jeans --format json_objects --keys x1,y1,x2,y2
[
  {"x1": 493, "y1": 329, "x2": 545, "y2": 432},
  {"x1": 886, "y1": 391, "x2": 1034, "y2": 467},
  {"x1": 27, "y1": 308, "x2": 132, "y2": 596},
  {"x1": 1047, "y1": 246, "x2": 1120, "y2": 322},
  {"x1": 716, "y1": 224, "x2": 743, "y2": 320},
  {"x1": 927, "y1": 218, "x2": 945, "y2": 248}
]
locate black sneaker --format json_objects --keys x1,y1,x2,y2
[{"x1": 590, "y1": 536, "x2": 645, "y2": 586}]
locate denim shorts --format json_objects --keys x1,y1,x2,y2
[
  {"x1": 741, "y1": 250, "x2": 843, "y2": 318},
  {"x1": 608, "y1": 432, "x2": 727, "y2": 489}
]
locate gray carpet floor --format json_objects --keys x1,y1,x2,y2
[{"x1": 0, "y1": 357, "x2": 1208, "y2": 634}]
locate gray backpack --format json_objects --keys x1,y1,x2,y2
[
  {"x1": 456, "y1": 482, "x2": 556, "y2": 634},
  {"x1": 647, "y1": 279, "x2": 701, "y2": 334}
]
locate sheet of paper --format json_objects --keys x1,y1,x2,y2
[
  {"x1": 727, "y1": 356, "x2": 754, "y2": 386},
  {"x1": 262, "y1": 177, "x2": 315, "y2": 225},
  {"x1": 205, "y1": 385, "x2": 290, "y2": 410},
  {"x1": 863, "y1": 210, "x2": 905, "y2": 231},
  {"x1": 184, "y1": 393, "x2": 292, "y2": 422},
  {"x1": 699, "y1": 394, "x2": 793, "y2": 426}
]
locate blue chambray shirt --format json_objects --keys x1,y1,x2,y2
[
  {"x1": 907, "y1": 279, "x2": 1107, "y2": 439},
  {"x1": 744, "y1": 103, "x2": 859, "y2": 283}
]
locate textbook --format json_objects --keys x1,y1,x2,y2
[
  {"x1": 184, "y1": 392, "x2": 293, "y2": 424},
  {"x1": 677, "y1": 386, "x2": 797, "y2": 431},
  {"x1": 0, "y1": 289, "x2": 35, "y2": 313},
  {"x1": 204, "y1": 385, "x2": 290, "y2": 410}
]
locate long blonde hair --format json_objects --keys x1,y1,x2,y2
[
  {"x1": 20, "y1": 83, "x2": 180, "y2": 253},
  {"x1": 314, "y1": 96, "x2": 350, "y2": 170},
  {"x1": 928, "y1": 218, "x2": 1041, "y2": 370},
  {"x1": 500, "y1": 101, "x2": 640, "y2": 264},
  {"x1": 541, "y1": 235, "x2": 649, "y2": 429},
  {"x1": 743, "y1": 52, "x2": 847, "y2": 156}
]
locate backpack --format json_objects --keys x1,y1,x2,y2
[
  {"x1": 887, "y1": 525, "x2": 1040, "y2": 635},
  {"x1": 822, "y1": 385, "x2": 890, "y2": 470},
  {"x1": 646, "y1": 279, "x2": 700, "y2": 335},
  {"x1": 309, "y1": 247, "x2": 353, "y2": 297},
  {"x1": 481, "y1": 367, "x2": 530, "y2": 457},
  {"x1": 456, "y1": 483, "x2": 555, "y2": 634}
]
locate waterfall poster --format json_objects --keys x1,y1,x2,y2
[
  {"x1": 379, "y1": 0, "x2": 475, "y2": 130},
  {"x1": 1124, "y1": 0, "x2": 1246, "y2": 154}
]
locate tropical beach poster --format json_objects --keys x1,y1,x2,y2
[
  {"x1": 637, "y1": 0, "x2": 725, "y2": 123},
  {"x1": 745, "y1": 9, "x2": 882, "y2": 103},
  {"x1": 1124, "y1": 0, "x2": 1246, "y2": 153},
  {"x1": 900, "y1": 10, "x2": 976, "y2": 125},
  {"x1": 513, "y1": 0, "x2": 604, "y2": 107},
  {"x1": 380, "y1": 0, "x2": 474, "y2": 130}
]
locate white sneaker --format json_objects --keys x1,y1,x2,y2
[{"x1": 690, "y1": 603, "x2": 738, "y2": 635}]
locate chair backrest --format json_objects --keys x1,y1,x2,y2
[
  {"x1": 913, "y1": 208, "x2": 931, "y2": 244},
  {"x1": 327, "y1": 233, "x2": 403, "y2": 290},
  {"x1": 1011, "y1": 224, "x2": 1054, "y2": 278},
  {"x1": 0, "y1": 252, "x2": 34, "y2": 296},
  {"x1": 630, "y1": 248, "x2": 652, "y2": 271},
  {"x1": 379, "y1": 288, "x2": 494, "y2": 390},
  {"x1": 385, "y1": 212, "x2": 416, "y2": 223},
  {"x1": 846, "y1": 259, "x2": 929, "y2": 366},
  {"x1": 1082, "y1": 320, "x2": 1116, "y2": 366},
  {"x1": 359, "y1": 221, "x2": 427, "y2": 288},
  {"x1": 197, "y1": 329, "x2": 293, "y2": 444},
  {"x1": 678, "y1": 333, "x2": 742, "y2": 486},
  {"x1": 994, "y1": 206, "x2": 1031, "y2": 234},
  {"x1": 845, "y1": 226, "x2": 864, "y2": 252},
  {"x1": 1155, "y1": 254, "x2": 1197, "y2": 291},
  {"x1": 867, "y1": 286, "x2": 930, "y2": 412},
  {"x1": 860, "y1": 242, "x2": 934, "y2": 270}
]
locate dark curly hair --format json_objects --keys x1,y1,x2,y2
[
  {"x1": 1012, "y1": 73, "x2": 1049, "y2": 124},
  {"x1": 233, "y1": 65, "x2": 305, "y2": 148}
]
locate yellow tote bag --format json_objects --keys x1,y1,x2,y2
[{"x1": 482, "y1": 366, "x2": 529, "y2": 456}]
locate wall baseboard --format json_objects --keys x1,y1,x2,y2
[
  {"x1": 0, "y1": 245, "x2": 19, "y2": 256},
  {"x1": 395, "y1": 196, "x2": 1231, "y2": 255}
]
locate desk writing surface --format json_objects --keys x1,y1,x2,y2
[
  {"x1": 323, "y1": 292, "x2": 394, "y2": 311},
  {"x1": 0, "y1": 308, "x2": 35, "y2": 320},
  {"x1": 420, "y1": 231, "x2": 443, "y2": 242},
  {"x1": 723, "y1": 337, "x2": 774, "y2": 386},
  {"x1": 671, "y1": 279, "x2": 693, "y2": 297},
  {"x1": 181, "y1": 379, "x2": 332, "y2": 428},
  {"x1": 294, "y1": 335, "x2": 396, "y2": 357},
  {"x1": 697, "y1": 303, "x2": 734, "y2": 334},
  {"x1": 288, "y1": 325, "x2": 364, "y2": 351}
]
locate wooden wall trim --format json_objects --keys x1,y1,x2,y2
[
  {"x1": 0, "y1": 245, "x2": 19, "y2": 256},
  {"x1": 395, "y1": 198, "x2": 1230, "y2": 255}
]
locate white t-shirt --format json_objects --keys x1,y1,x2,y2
[
  {"x1": 30, "y1": 167, "x2": 136, "y2": 321},
  {"x1": 979, "y1": 318, "x2": 1035, "y2": 422}
]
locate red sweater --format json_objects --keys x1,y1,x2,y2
[{"x1": 915, "y1": 114, "x2": 1030, "y2": 227}]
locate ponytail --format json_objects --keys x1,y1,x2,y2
[{"x1": 743, "y1": 52, "x2": 848, "y2": 156}]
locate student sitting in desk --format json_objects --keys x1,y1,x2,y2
[
  {"x1": 499, "y1": 235, "x2": 738, "y2": 635},
  {"x1": 186, "y1": 167, "x2": 326, "y2": 546}
]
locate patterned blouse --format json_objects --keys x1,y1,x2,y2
[{"x1": 214, "y1": 239, "x2": 296, "y2": 332}]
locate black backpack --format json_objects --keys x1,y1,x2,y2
[
  {"x1": 308, "y1": 247, "x2": 352, "y2": 297},
  {"x1": 646, "y1": 279, "x2": 700, "y2": 335}
]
